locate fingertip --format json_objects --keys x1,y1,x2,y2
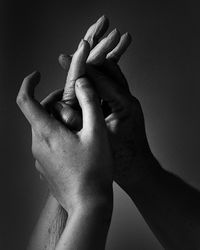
[
  {"x1": 22, "y1": 71, "x2": 41, "y2": 95},
  {"x1": 31, "y1": 70, "x2": 40, "y2": 77},
  {"x1": 58, "y1": 54, "x2": 71, "y2": 70},
  {"x1": 95, "y1": 14, "x2": 109, "y2": 35},
  {"x1": 101, "y1": 14, "x2": 108, "y2": 21},
  {"x1": 106, "y1": 32, "x2": 133, "y2": 62},
  {"x1": 58, "y1": 53, "x2": 71, "y2": 61},
  {"x1": 16, "y1": 71, "x2": 41, "y2": 115},
  {"x1": 109, "y1": 28, "x2": 121, "y2": 38},
  {"x1": 25, "y1": 71, "x2": 41, "y2": 82},
  {"x1": 96, "y1": 14, "x2": 108, "y2": 23},
  {"x1": 107, "y1": 28, "x2": 121, "y2": 46},
  {"x1": 84, "y1": 15, "x2": 109, "y2": 49},
  {"x1": 123, "y1": 32, "x2": 133, "y2": 43}
]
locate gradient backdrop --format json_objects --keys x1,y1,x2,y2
[{"x1": 1, "y1": 0, "x2": 200, "y2": 249}]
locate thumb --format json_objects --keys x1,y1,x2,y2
[
  {"x1": 75, "y1": 77, "x2": 106, "y2": 135},
  {"x1": 53, "y1": 102, "x2": 82, "y2": 131}
]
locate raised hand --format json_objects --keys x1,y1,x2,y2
[
  {"x1": 19, "y1": 16, "x2": 200, "y2": 250},
  {"x1": 57, "y1": 16, "x2": 149, "y2": 188},
  {"x1": 58, "y1": 17, "x2": 200, "y2": 250},
  {"x1": 16, "y1": 60, "x2": 113, "y2": 215},
  {"x1": 27, "y1": 17, "x2": 131, "y2": 248},
  {"x1": 58, "y1": 15, "x2": 131, "y2": 107}
]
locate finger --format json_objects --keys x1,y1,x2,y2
[
  {"x1": 63, "y1": 40, "x2": 90, "y2": 105},
  {"x1": 41, "y1": 89, "x2": 63, "y2": 113},
  {"x1": 84, "y1": 15, "x2": 109, "y2": 49},
  {"x1": 75, "y1": 77, "x2": 105, "y2": 135},
  {"x1": 102, "y1": 60, "x2": 129, "y2": 89},
  {"x1": 106, "y1": 32, "x2": 132, "y2": 62},
  {"x1": 16, "y1": 71, "x2": 53, "y2": 131},
  {"x1": 86, "y1": 65, "x2": 129, "y2": 115},
  {"x1": 53, "y1": 102, "x2": 82, "y2": 131},
  {"x1": 87, "y1": 29, "x2": 121, "y2": 65},
  {"x1": 58, "y1": 54, "x2": 71, "y2": 71},
  {"x1": 59, "y1": 53, "x2": 129, "y2": 90},
  {"x1": 59, "y1": 16, "x2": 108, "y2": 70}
]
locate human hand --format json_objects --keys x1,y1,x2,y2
[
  {"x1": 16, "y1": 60, "x2": 113, "y2": 213},
  {"x1": 56, "y1": 17, "x2": 151, "y2": 189},
  {"x1": 59, "y1": 15, "x2": 131, "y2": 107}
]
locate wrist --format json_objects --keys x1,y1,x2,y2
[
  {"x1": 68, "y1": 191, "x2": 113, "y2": 220},
  {"x1": 116, "y1": 151, "x2": 163, "y2": 194},
  {"x1": 57, "y1": 189, "x2": 113, "y2": 250},
  {"x1": 66, "y1": 184, "x2": 113, "y2": 217}
]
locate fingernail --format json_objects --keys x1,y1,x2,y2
[
  {"x1": 31, "y1": 70, "x2": 40, "y2": 76},
  {"x1": 124, "y1": 32, "x2": 132, "y2": 41},
  {"x1": 96, "y1": 14, "x2": 106, "y2": 24},
  {"x1": 78, "y1": 39, "x2": 84, "y2": 49},
  {"x1": 108, "y1": 28, "x2": 119, "y2": 37},
  {"x1": 30, "y1": 71, "x2": 41, "y2": 80}
]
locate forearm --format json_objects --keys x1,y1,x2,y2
[
  {"x1": 56, "y1": 193, "x2": 113, "y2": 250},
  {"x1": 28, "y1": 194, "x2": 68, "y2": 250},
  {"x1": 121, "y1": 154, "x2": 200, "y2": 249}
]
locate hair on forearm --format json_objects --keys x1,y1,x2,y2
[{"x1": 46, "y1": 205, "x2": 68, "y2": 250}]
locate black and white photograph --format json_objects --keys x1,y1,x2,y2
[{"x1": 1, "y1": 0, "x2": 200, "y2": 249}]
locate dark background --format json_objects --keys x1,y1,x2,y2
[{"x1": 1, "y1": 0, "x2": 200, "y2": 249}]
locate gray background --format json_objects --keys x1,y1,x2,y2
[{"x1": 1, "y1": 0, "x2": 200, "y2": 249}]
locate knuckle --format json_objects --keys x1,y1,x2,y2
[
  {"x1": 33, "y1": 128, "x2": 54, "y2": 153},
  {"x1": 35, "y1": 122, "x2": 55, "y2": 141},
  {"x1": 76, "y1": 77, "x2": 90, "y2": 88},
  {"x1": 40, "y1": 126, "x2": 54, "y2": 140}
]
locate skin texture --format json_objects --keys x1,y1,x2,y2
[
  {"x1": 16, "y1": 68, "x2": 114, "y2": 210},
  {"x1": 58, "y1": 48, "x2": 200, "y2": 249},
  {"x1": 27, "y1": 16, "x2": 133, "y2": 250},
  {"x1": 16, "y1": 54, "x2": 114, "y2": 250},
  {"x1": 28, "y1": 15, "x2": 133, "y2": 250},
  {"x1": 27, "y1": 16, "x2": 200, "y2": 249}
]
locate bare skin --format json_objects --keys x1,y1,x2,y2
[
  {"x1": 28, "y1": 16, "x2": 132, "y2": 250},
  {"x1": 28, "y1": 16, "x2": 200, "y2": 250},
  {"x1": 16, "y1": 54, "x2": 114, "y2": 250},
  {"x1": 59, "y1": 48, "x2": 200, "y2": 249}
]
